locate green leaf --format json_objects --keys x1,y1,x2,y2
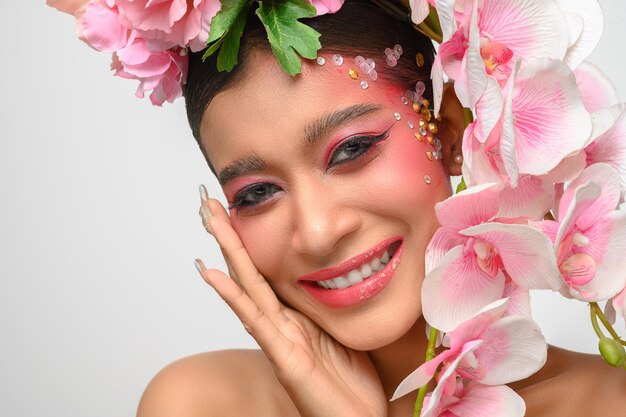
[
  {"x1": 255, "y1": 0, "x2": 321, "y2": 76},
  {"x1": 202, "y1": 37, "x2": 224, "y2": 61},
  {"x1": 456, "y1": 177, "x2": 467, "y2": 193},
  {"x1": 216, "y1": 10, "x2": 249, "y2": 71},
  {"x1": 206, "y1": 0, "x2": 251, "y2": 43}
]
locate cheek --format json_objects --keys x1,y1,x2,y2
[
  {"x1": 359, "y1": 127, "x2": 450, "y2": 219},
  {"x1": 229, "y1": 208, "x2": 292, "y2": 279}
]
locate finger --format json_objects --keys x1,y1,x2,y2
[
  {"x1": 207, "y1": 215, "x2": 285, "y2": 318},
  {"x1": 195, "y1": 259, "x2": 292, "y2": 362},
  {"x1": 198, "y1": 186, "x2": 239, "y2": 282}
]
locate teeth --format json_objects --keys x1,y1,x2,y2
[{"x1": 317, "y1": 249, "x2": 392, "y2": 289}]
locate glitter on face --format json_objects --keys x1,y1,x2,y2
[
  {"x1": 349, "y1": 68, "x2": 359, "y2": 79},
  {"x1": 394, "y1": 112, "x2": 402, "y2": 121},
  {"x1": 316, "y1": 56, "x2": 326, "y2": 65},
  {"x1": 424, "y1": 175, "x2": 432, "y2": 184},
  {"x1": 407, "y1": 121, "x2": 414, "y2": 129},
  {"x1": 360, "y1": 80, "x2": 369, "y2": 89}
]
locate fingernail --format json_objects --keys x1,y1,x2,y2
[
  {"x1": 199, "y1": 184, "x2": 209, "y2": 203},
  {"x1": 199, "y1": 205, "x2": 214, "y2": 235},
  {"x1": 194, "y1": 258, "x2": 205, "y2": 274}
]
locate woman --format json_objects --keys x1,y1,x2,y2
[{"x1": 127, "y1": 2, "x2": 626, "y2": 416}]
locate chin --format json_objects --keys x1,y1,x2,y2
[{"x1": 323, "y1": 288, "x2": 424, "y2": 352}]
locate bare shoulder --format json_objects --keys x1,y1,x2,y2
[
  {"x1": 510, "y1": 345, "x2": 626, "y2": 417},
  {"x1": 136, "y1": 349, "x2": 299, "y2": 417}
]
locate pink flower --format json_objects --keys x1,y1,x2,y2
[
  {"x1": 115, "y1": 0, "x2": 222, "y2": 52},
  {"x1": 112, "y1": 38, "x2": 188, "y2": 105},
  {"x1": 47, "y1": 0, "x2": 90, "y2": 15},
  {"x1": 392, "y1": 299, "x2": 545, "y2": 417},
  {"x1": 433, "y1": 0, "x2": 569, "y2": 111},
  {"x1": 605, "y1": 287, "x2": 626, "y2": 325},
  {"x1": 421, "y1": 381, "x2": 526, "y2": 417},
  {"x1": 409, "y1": 0, "x2": 433, "y2": 25},
  {"x1": 541, "y1": 163, "x2": 626, "y2": 301},
  {"x1": 422, "y1": 183, "x2": 561, "y2": 331},
  {"x1": 75, "y1": 0, "x2": 130, "y2": 53},
  {"x1": 308, "y1": 0, "x2": 344, "y2": 15}
]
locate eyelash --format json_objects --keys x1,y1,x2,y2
[{"x1": 228, "y1": 129, "x2": 391, "y2": 212}]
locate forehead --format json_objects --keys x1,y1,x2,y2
[{"x1": 200, "y1": 52, "x2": 402, "y2": 171}]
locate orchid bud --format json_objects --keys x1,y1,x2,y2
[{"x1": 598, "y1": 337, "x2": 626, "y2": 367}]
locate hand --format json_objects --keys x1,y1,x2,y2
[{"x1": 195, "y1": 185, "x2": 387, "y2": 417}]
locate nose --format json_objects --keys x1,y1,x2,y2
[{"x1": 289, "y1": 181, "x2": 362, "y2": 257}]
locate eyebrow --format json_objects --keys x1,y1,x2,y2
[{"x1": 217, "y1": 103, "x2": 384, "y2": 186}]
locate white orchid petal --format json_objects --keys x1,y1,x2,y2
[
  {"x1": 422, "y1": 246, "x2": 506, "y2": 332},
  {"x1": 410, "y1": 0, "x2": 431, "y2": 24},
  {"x1": 574, "y1": 61, "x2": 620, "y2": 113},
  {"x1": 434, "y1": 0, "x2": 457, "y2": 41},
  {"x1": 512, "y1": 59, "x2": 592, "y2": 176},
  {"x1": 447, "y1": 382, "x2": 526, "y2": 417},
  {"x1": 479, "y1": 0, "x2": 569, "y2": 62},
  {"x1": 461, "y1": 222, "x2": 562, "y2": 290},
  {"x1": 435, "y1": 182, "x2": 503, "y2": 232},
  {"x1": 497, "y1": 175, "x2": 554, "y2": 220},
  {"x1": 478, "y1": 316, "x2": 547, "y2": 385},
  {"x1": 554, "y1": 0, "x2": 604, "y2": 70},
  {"x1": 476, "y1": 77, "x2": 503, "y2": 142}
]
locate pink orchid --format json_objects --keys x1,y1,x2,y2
[
  {"x1": 463, "y1": 58, "x2": 592, "y2": 202},
  {"x1": 112, "y1": 38, "x2": 188, "y2": 105},
  {"x1": 554, "y1": 0, "x2": 604, "y2": 70},
  {"x1": 422, "y1": 183, "x2": 561, "y2": 332},
  {"x1": 115, "y1": 0, "x2": 221, "y2": 52},
  {"x1": 585, "y1": 105, "x2": 626, "y2": 196},
  {"x1": 421, "y1": 380, "x2": 525, "y2": 417},
  {"x1": 574, "y1": 61, "x2": 620, "y2": 114},
  {"x1": 541, "y1": 163, "x2": 626, "y2": 301},
  {"x1": 432, "y1": 0, "x2": 569, "y2": 111},
  {"x1": 409, "y1": 0, "x2": 434, "y2": 25},
  {"x1": 605, "y1": 287, "x2": 626, "y2": 326},
  {"x1": 308, "y1": 0, "x2": 344, "y2": 15},
  {"x1": 47, "y1": 0, "x2": 90, "y2": 16},
  {"x1": 392, "y1": 299, "x2": 546, "y2": 415}
]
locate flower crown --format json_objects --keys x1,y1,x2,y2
[{"x1": 49, "y1": 0, "x2": 626, "y2": 416}]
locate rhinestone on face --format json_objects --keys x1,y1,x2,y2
[
  {"x1": 316, "y1": 56, "x2": 326, "y2": 65},
  {"x1": 360, "y1": 80, "x2": 369, "y2": 89},
  {"x1": 365, "y1": 58, "x2": 375, "y2": 69},
  {"x1": 415, "y1": 132, "x2": 423, "y2": 142},
  {"x1": 413, "y1": 102, "x2": 421, "y2": 113},
  {"x1": 368, "y1": 69, "x2": 378, "y2": 81},
  {"x1": 332, "y1": 54, "x2": 344, "y2": 66},
  {"x1": 422, "y1": 98, "x2": 430, "y2": 107},
  {"x1": 419, "y1": 127, "x2": 428, "y2": 136},
  {"x1": 421, "y1": 108, "x2": 432, "y2": 122},
  {"x1": 407, "y1": 121, "x2": 414, "y2": 129},
  {"x1": 435, "y1": 138, "x2": 443, "y2": 150},
  {"x1": 394, "y1": 112, "x2": 402, "y2": 121},
  {"x1": 394, "y1": 44, "x2": 403, "y2": 56},
  {"x1": 386, "y1": 56, "x2": 398, "y2": 67},
  {"x1": 426, "y1": 151, "x2": 434, "y2": 161},
  {"x1": 427, "y1": 135, "x2": 435, "y2": 145},
  {"x1": 401, "y1": 96, "x2": 409, "y2": 105},
  {"x1": 428, "y1": 122, "x2": 438, "y2": 134},
  {"x1": 349, "y1": 68, "x2": 359, "y2": 79},
  {"x1": 416, "y1": 53, "x2": 425, "y2": 68},
  {"x1": 424, "y1": 175, "x2": 432, "y2": 184},
  {"x1": 355, "y1": 55, "x2": 365, "y2": 66}
]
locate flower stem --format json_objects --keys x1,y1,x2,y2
[
  {"x1": 463, "y1": 107, "x2": 474, "y2": 127},
  {"x1": 591, "y1": 302, "x2": 626, "y2": 345},
  {"x1": 416, "y1": 23, "x2": 443, "y2": 44},
  {"x1": 414, "y1": 327, "x2": 439, "y2": 417}
]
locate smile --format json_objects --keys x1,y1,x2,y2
[{"x1": 298, "y1": 237, "x2": 404, "y2": 308}]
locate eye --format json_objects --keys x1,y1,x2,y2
[
  {"x1": 327, "y1": 129, "x2": 390, "y2": 168},
  {"x1": 230, "y1": 183, "x2": 282, "y2": 211}
]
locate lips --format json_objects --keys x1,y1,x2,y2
[{"x1": 299, "y1": 237, "x2": 404, "y2": 308}]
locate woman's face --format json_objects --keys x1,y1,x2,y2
[{"x1": 201, "y1": 52, "x2": 452, "y2": 350}]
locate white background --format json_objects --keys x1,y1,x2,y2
[{"x1": 1, "y1": 1, "x2": 625, "y2": 416}]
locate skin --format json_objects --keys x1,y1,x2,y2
[{"x1": 136, "y1": 51, "x2": 626, "y2": 417}]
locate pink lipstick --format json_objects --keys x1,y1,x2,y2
[{"x1": 298, "y1": 237, "x2": 404, "y2": 308}]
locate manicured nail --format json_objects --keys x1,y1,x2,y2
[
  {"x1": 199, "y1": 205, "x2": 214, "y2": 235},
  {"x1": 199, "y1": 184, "x2": 209, "y2": 203},
  {"x1": 194, "y1": 259, "x2": 205, "y2": 274}
]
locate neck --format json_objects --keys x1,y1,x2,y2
[{"x1": 367, "y1": 317, "x2": 429, "y2": 413}]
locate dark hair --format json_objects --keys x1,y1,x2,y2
[{"x1": 184, "y1": 0, "x2": 435, "y2": 169}]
